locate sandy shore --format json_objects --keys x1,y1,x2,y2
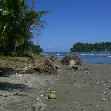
[{"x1": 0, "y1": 59, "x2": 111, "y2": 111}]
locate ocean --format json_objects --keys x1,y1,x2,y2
[{"x1": 41, "y1": 51, "x2": 111, "y2": 64}]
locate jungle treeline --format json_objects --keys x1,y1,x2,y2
[
  {"x1": 70, "y1": 42, "x2": 111, "y2": 52},
  {"x1": 0, "y1": 0, "x2": 50, "y2": 56}
]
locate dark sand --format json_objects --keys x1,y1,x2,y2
[{"x1": 0, "y1": 59, "x2": 111, "y2": 111}]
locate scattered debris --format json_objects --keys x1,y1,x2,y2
[
  {"x1": 61, "y1": 54, "x2": 82, "y2": 65},
  {"x1": 0, "y1": 94, "x2": 7, "y2": 97},
  {"x1": 33, "y1": 100, "x2": 46, "y2": 111},
  {"x1": 61, "y1": 54, "x2": 82, "y2": 71},
  {"x1": 49, "y1": 55, "x2": 58, "y2": 62},
  {"x1": 69, "y1": 59, "x2": 76, "y2": 68},
  {"x1": 70, "y1": 65, "x2": 78, "y2": 70},
  {"x1": 0, "y1": 55, "x2": 59, "y2": 75},
  {"x1": 83, "y1": 68, "x2": 90, "y2": 70},
  {"x1": 13, "y1": 93, "x2": 24, "y2": 96},
  {"x1": 54, "y1": 64, "x2": 59, "y2": 69}
]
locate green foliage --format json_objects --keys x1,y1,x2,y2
[
  {"x1": 32, "y1": 45, "x2": 43, "y2": 54},
  {"x1": 70, "y1": 42, "x2": 111, "y2": 52},
  {"x1": 8, "y1": 51, "x2": 23, "y2": 57},
  {"x1": 0, "y1": 0, "x2": 50, "y2": 56}
]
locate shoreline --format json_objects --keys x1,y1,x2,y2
[
  {"x1": 82, "y1": 62, "x2": 111, "y2": 64},
  {"x1": 44, "y1": 51, "x2": 111, "y2": 64},
  {"x1": 0, "y1": 59, "x2": 111, "y2": 111}
]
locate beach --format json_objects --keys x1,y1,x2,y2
[{"x1": 0, "y1": 59, "x2": 111, "y2": 111}]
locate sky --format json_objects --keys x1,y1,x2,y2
[{"x1": 27, "y1": 0, "x2": 111, "y2": 52}]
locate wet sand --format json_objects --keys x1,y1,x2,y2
[{"x1": 0, "y1": 59, "x2": 111, "y2": 111}]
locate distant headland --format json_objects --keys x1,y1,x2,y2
[{"x1": 70, "y1": 42, "x2": 111, "y2": 52}]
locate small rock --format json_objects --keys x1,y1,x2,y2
[
  {"x1": 2, "y1": 94, "x2": 7, "y2": 97},
  {"x1": 36, "y1": 98, "x2": 40, "y2": 101}
]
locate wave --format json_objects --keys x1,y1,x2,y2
[
  {"x1": 81, "y1": 54, "x2": 86, "y2": 55},
  {"x1": 42, "y1": 52, "x2": 111, "y2": 64},
  {"x1": 57, "y1": 54, "x2": 60, "y2": 56},
  {"x1": 43, "y1": 52, "x2": 111, "y2": 57}
]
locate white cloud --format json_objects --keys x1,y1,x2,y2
[
  {"x1": 60, "y1": 47, "x2": 63, "y2": 49},
  {"x1": 47, "y1": 46, "x2": 53, "y2": 48}
]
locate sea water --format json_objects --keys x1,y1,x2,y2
[{"x1": 41, "y1": 51, "x2": 111, "y2": 64}]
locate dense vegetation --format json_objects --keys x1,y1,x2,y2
[
  {"x1": 0, "y1": 0, "x2": 50, "y2": 56},
  {"x1": 70, "y1": 42, "x2": 111, "y2": 52}
]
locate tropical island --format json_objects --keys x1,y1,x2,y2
[{"x1": 70, "y1": 42, "x2": 111, "y2": 52}]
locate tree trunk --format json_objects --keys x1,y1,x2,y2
[
  {"x1": 31, "y1": 0, "x2": 36, "y2": 11},
  {"x1": 23, "y1": 0, "x2": 36, "y2": 51}
]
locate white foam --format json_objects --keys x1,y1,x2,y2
[
  {"x1": 57, "y1": 54, "x2": 60, "y2": 56},
  {"x1": 81, "y1": 54, "x2": 86, "y2": 55},
  {"x1": 87, "y1": 54, "x2": 94, "y2": 55}
]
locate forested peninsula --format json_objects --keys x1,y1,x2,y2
[{"x1": 70, "y1": 42, "x2": 111, "y2": 52}]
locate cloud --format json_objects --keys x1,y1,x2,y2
[
  {"x1": 47, "y1": 46, "x2": 53, "y2": 48},
  {"x1": 60, "y1": 47, "x2": 63, "y2": 49}
]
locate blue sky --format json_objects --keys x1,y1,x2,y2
[{"x1": 27, "y1": 0, "x2": 111, "y2": 52}]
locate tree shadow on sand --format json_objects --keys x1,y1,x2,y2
[
  {"x1": 0, "y1": 67, "x2": 33, "y2": 91},
  {"x1": 0, "y1": 81, "x2": 32, "y2": 91},
  {"x1": 0, "y1": 67, "x2": 15, "y2": 77}
]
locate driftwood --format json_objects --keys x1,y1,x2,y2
[
  {"x1": 69, "y1": 59, "x2": 78, "y2": 70},
  {"x1": 69, "y1": 59, "x2": 76, "y2": 68},
  {"x1": 70, "y1": 65, "x2": 78, "y2": 70},
  {"x1": 61, "y1": 54, "x2": 81, "y2": 65},
  {"x1": 49, "y1": 55, "x2": 58, "y2": 62},
  {"x1": 66, "y1": 65, "x2": 78, "y2": 71}
]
